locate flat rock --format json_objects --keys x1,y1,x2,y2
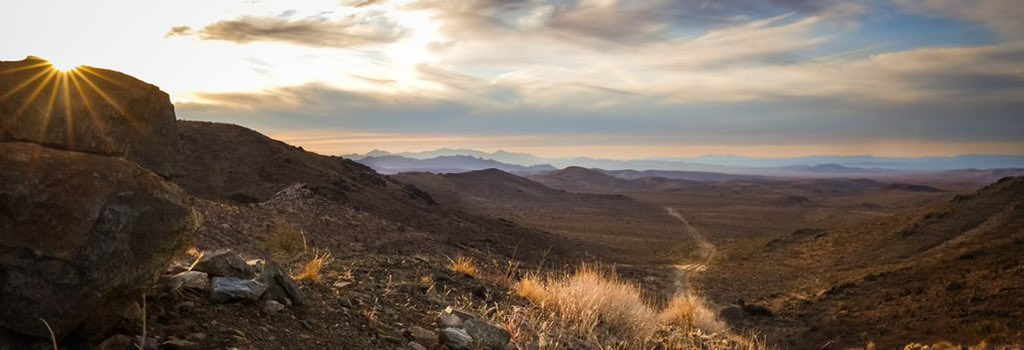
[
  {"x1": 0, "y1": 56, "x2": 179, "y2": 176},
  {"x1": 164, "y1": 271, "x2": 210, "y2": 291},
  {"x1": 439, "y1": 328, "x2": 472, "y2": 350},
  {"x1": 211, "y1": 277, "x2": 267, "y2": 303},
  {"x1": 406, "y1": 326, "x2": 438, "y2": 349},
  {"x1": 193, "y1": 249, "x2": 255, "y2": 279},
  {"x1": 464, "y1": 318, "x2": 511, "y2": 350}
]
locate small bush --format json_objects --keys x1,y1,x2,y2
[
  {"x1": 510, "y1": 264, "x2": 659, "y2": 348},
  {"x1": 660, "y1": 293, "x2": 728, "y2": 335},
  {"x1": 293, "y1": 248, "x2": 332, "y2": 283},
  {"x1": 450, "y1": 256, "x2": 481, "y2": 278},
  {"x1": 514, "y1": 275, "x2": 546, "y2": 304}
]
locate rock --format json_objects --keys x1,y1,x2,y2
[
  {"x1": 211, "y1": 277, "x2": 267, "y2": 303},
  {"x1": 0, "y1": 56, "x2": 179, "y2": 176},
  {"x1": 0, "y1": 142, "x2": 199, "y2": 338},
  {"x1": 439, "y1": 328, "x2": 473, "y2": 350},
  {"x1": 464, "y1": 318, "x2": 511, "y2": 350},
  {"x1": 407, "y1": 341, "x2": 429, "y2": 350},
  {"x1": 185, "y1": 332, "x2": 207, "y2": 342},
  {"x1": 97, "y1": 334, "x2": 135, "y2": 350},
  {"x1": 405, "y1": 326, "x2": 439, "y2": 348},
  {"x1": 438, "y1": 312, "x2": 463, "y2": 328},
  {"x1": 257, "y1": 261, "x2": 305, "y2": 306},
  {"x1": 338, "y1": 296, "x2": 354, "y2": 309},
  {"x1": 193, "y1": 249, "x2": 255, "y2": 279},
  {"x1": 161, "y1": 338, "x2": 200, "y2": 350},
  {"x1": 134, "y1": 336, "x2": 158, "y2": 350},
  {"x1": 443, "y1": 306, "x2": 478, "y2": 321},
  {"x1": 263, "y1": 300, "x2": 286, "y2": 315},
  {"x1": 173, "y1": 301, "x2": 197, "y2": 314},
  {"x1": 718, "y1": 305, "x2": 744, "y2": 323},
  {"x1": 165, "y1": 271, "x2": 210, "y2": 291},
  {"x1": 333, "y1": 281, "x2": 352, "y2": 289}
]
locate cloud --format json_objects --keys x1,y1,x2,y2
[
  {"x1": 895, "y1": 0, "x2": 1024, "y2": 39},
  {"x1": 164, "y1": 25, "x2": 193, "y2": 38},
  {"x1": 180, "y1": 13, "x2": 405, "y2": 48}
]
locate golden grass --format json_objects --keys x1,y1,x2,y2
[
  {"x1": 509, "y1": 264, "x2": 659, "y2": 348},
  {"x1": 660, "y1": 293, "x2": 728, "y2": 335},
  {"x1": 450, "y1": 255, "x2": 481, "y2": 278},
  {"x1": 293, "y1": 248, "x2": 332, "y2": 283},
  {"x1": 514, "y1": 275, "x2": 547, "y2": 304},
  {"x1": 498, "y1": 263, "x2": 772, "y2": 349}
]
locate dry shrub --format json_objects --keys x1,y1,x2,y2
[
  {"x1": 293, "y1": 248, "x2": 332, "y2": 283},
  {"x1": 660, "y1": 293, "x2": 728, "y2": 334},
  {"x1": 450, "y1": 256, "x2": 481, "y2": 278},
  {"x1": 511, "y1": 264, "x2": 659, "y2": 348},
  {"x1": 265, "y1": 215, "x2": 306, "y2": 262},
  {"x1": 514, "y1": 275, "x2": 546, "y2": 305}
]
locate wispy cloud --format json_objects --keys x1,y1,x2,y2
[{"x1": 172, "y1": 12, "x2": 405, "y2": 48}]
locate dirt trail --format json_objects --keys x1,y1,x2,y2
[{"x1": 667, "y1": 207, "x2": 717, "y2": 294}]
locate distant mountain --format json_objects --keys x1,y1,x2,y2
[
  {"x1": 682, "y1": 154, "x2": 1024, "y2": 170},
  {"x1": 598, "y1": 169, "x2": 767, "y2": 182},
  {"x1": 355, "y1": 155, "x2": 557, "y2": 175},
  {"x1": 344, "y1": 148, "x2": 551, "y2": 166},
  {"x1": 344, "y1": 148, "x2": 1024, "y2": 175}
]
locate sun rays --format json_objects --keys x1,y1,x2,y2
[{"x1": 0, "y1": 57, "x2": 138, "y2": 151}]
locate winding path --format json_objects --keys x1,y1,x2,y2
[{"x1": 666, "y1": 207, "x2": 717, "y2": 294}]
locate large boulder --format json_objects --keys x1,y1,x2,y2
[
  {"x1": 0, "y1": 142, "x2": 199, "y2": 338},
  {"x1": 0, "y1": 56, "x2": 179, "y2": 176}
]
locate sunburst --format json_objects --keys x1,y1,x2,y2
[
  {"x1": 0, "y1": 57, "x2": 139, "y2": 151},
  {"x1": 46, "y1": 57, "x2": 80, "y2": 73}
]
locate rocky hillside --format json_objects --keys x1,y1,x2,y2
[
  {"x1": 170, "y1": 120, "x2": 572, "y2": 262},
  {"x1": 702, "y1": 176, "x2": 1024, "y2": 348}
]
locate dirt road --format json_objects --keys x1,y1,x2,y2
[{"x1": 667, "y1": 207, "x2": 717, "y2": 293}]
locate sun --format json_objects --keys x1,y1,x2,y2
[{"x1": 47, "y1": 57, "x2": 81, "y2": 72}]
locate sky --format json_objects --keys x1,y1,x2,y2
[{"x1": 2, "y1": 0, "x2": 1022, "y2": 159}]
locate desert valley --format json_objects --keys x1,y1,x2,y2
[
  {"x1": 4, "y1": 1, "x2": 1024, "y2": 349},
  {"x1": 2, "y1": 56, "x2": 1022, "y2": 350}
]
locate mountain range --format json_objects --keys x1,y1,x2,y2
[{"x1": 344, "y1": 149, "x2": 1024, "y2": 173}]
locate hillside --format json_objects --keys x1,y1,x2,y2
[
  {"x1": 169, "y1": 120, "x2": 570, "y2": 261},
  {"x1": 701, "y1": 176, "x2": 1024, "y2": 348},
  {"x1": 528, "y1": 166, "x2": 642, "y2": 193},
  {"x1": 394, "y1": 169, "x2": 701, "y2": 264},
  {"x1": 392, "y1": 169, "x2": 652, "y2": 214}
]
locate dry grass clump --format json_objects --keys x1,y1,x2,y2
[
  {"x1": 293, "y1": 248, "x2": 332, "y2": 283},
  {"x1": 660, "y1": 293, "x2": 728, "y2": 335},
  {"x1": 514, "y1": 275, "x2": 546, "y2": 304},
  {"x1": 450, "y1": 255, "x2": 481, "y2": 278},
  {"x1": 510, "y1": 264, "x2": 660, "y2": 348}
]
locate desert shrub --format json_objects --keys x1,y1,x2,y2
[
  {"x1": 660, "y1": 293, "x2": 728, "y2": 335},
  {"x1": 514, "y1": 275, "x2": 547, "y2": 304},
  {"x1": 450, "y1": 256, "x2": 481, "y2": 278},
  {"x1": 293, "y1": 248, "x2": 332, "y2": 283},
  {"x1": 509, "y1": 264, "x2": 660, "y2": 348}
]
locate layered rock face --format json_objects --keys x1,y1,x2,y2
[{"x1": 0, "y1": 57, "x2": 197, "y2": 339}]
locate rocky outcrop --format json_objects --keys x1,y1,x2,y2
[
  {"x1": 0, "y1": 56, "x2": 179, "y2": 176},
  {"x1": 0, "y1": 142, "x2": 198, "y2": 338},
  {"x1": 0, "y1": 56, "x2": 198, "y2": 340}
]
